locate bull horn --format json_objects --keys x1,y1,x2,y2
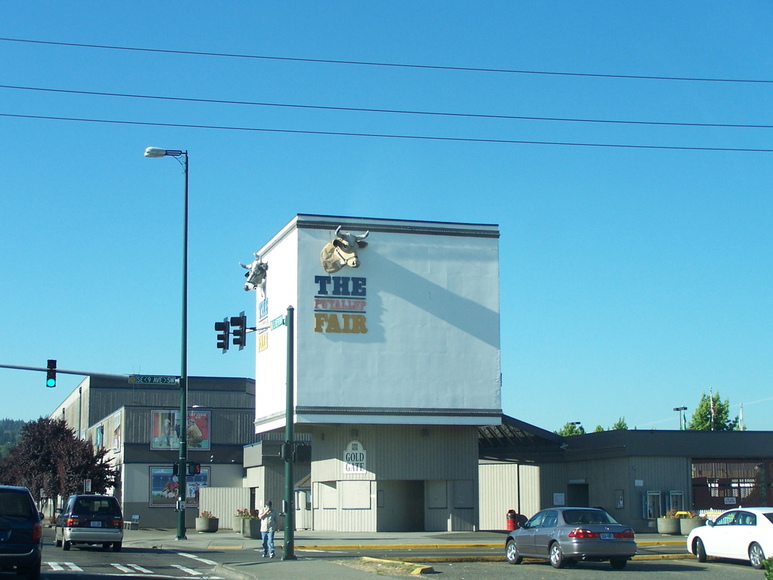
[
  {"x1": 356, "y1": 230, "x2": 369, "y2": 240},
  {"x1": 239, "y1": 262, "x2": 249, "y2": 270},
  {"x1": 335, "y1": 225, "x2": 342, "y2": 237}
]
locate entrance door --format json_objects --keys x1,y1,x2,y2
[
  {"x1": 377, "y1": 480, "x2": 424, "y2": 531},
  {"x1": 567, "y1": 483, "x2": 589, "y2": 507}
]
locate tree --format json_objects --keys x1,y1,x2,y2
[
  {"x1": 610, "y1": 417, "x2": 628, "y2": 431},
  {"x1": 0, "y1": 418, "x2": 118, "y2": 501},
  {"x1": 556, "y1": 422, "x2": 585, "y2": 436},
  {"x1": 688, "y1": 391, "x2": 740, "y2": 431}
]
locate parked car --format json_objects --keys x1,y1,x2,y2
[
  {"x1": 686, "y1": 507, "x2": 773, "y2": 569},
  {"x1": 505, "y1": 507, "x2": 637, "y2": 569},
  {"x1": 55, "y1": 494, "x2": 123, "y2": 551},
  {"x1": 0, "y1": 485, "x2": 43, "y2": 580}
]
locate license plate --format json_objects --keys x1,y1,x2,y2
[
  {"x1": 599, "y1": 533, "x2": 614, "y2": 540},
  {"x1": 90, "y1": 521, "x2": 103, "y2": 527}
]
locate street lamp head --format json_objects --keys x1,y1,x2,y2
[
  {"x1": 144, "y1": 147, "x2": 185, "y2": 158},
  {"x1": 144, "y1": 147, "x2": 167, "y2": 158}
]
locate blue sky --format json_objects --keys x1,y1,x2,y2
[{"x1": 1, "y1": 2, "x2": 771, "y2": 432}]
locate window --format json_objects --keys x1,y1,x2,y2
[{"x1": 542, "y1": 511, "x2": 558, "y2": 527}]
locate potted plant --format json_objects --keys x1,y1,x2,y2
[
  {"x1": 657, "y1": 510, "x2": 680, "y2": 535},
  {"x1": 679, "y1": 511, "x2": 705, "y2": 535},
  {"x1": 195, "y1": 511, "x2": 219, "y2": 533},
  {"x1": 239, "y1": 509, "x2": 261, "y2": 539}
]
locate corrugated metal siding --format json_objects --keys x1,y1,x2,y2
[
  {"x1": 478, "y1": 463, "x2": 541, "y2": 530},
  {"x1": 310, "y1": 424, "x2": 477, "y2": 481},
  {"x1": 199, "y1": 487, "x2": 251, "y2": 528}
]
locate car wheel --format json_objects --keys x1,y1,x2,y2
[
  {"x1": 610, "y1": 558, "x2": 627, "y2": 570},
  {"x1": 505, "y1": 539, "x2": 522, "y2": 565},
  {"x1": 549, "y1": 542, "x2": 565, "y2": 569},
  {"x1": 694, "y1": 538, "x2": 707, "y2": 563},
  {"x1": 62, "y1": 540, "x2": 71, "y2": 551},
  {"x1": 113, "y1": 542, "x2": 122, "y2": 552},
  {"x1": 749, "y1": 542, "x2": 765, "y2": 569}
]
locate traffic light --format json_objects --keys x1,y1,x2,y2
[
  {"x1": 214, "y1": 318, "x2": 230, "y2": 352},
  {"x1": 187, "y1": 462, "x2": 201, "y2": 475},
  {"x1": 231, "y1": 311, "x2": 247, "y2": 350},
  {"x1": 46, "y1": 359, "x2": 57, "y2": 388}
]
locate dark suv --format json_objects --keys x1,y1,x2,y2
[
  {"x1": 55, "y1": 494, "x2": 123, "y2": 551},
  {"x1": 0, "y1": 485, "x2": 43, "y2": 579}
]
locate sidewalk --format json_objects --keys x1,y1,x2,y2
[{"x1": 121, "y1": 528, "x2": 690, "y2": 580}]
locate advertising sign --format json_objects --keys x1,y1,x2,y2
[{"x1": 150, "y1": 410, "x2": 211, "y2": 451}]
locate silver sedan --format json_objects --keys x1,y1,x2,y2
[{"x1": 506, "y1": 507, "x2": 637, "y2": 569}]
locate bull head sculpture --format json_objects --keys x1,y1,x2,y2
[
  {"x1": 320, "y1": 226, "x2": 369, "y2": 273},
  {"x1": 239, "y1": 253, "x2": 268, "y2": 295}
]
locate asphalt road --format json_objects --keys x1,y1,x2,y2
[{"x1": 4, "y1": 527, "x2": 759, "y2": 580}]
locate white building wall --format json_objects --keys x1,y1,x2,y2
[{"x1": 254, "y1": 215, "x2": 501, "y2": 430}]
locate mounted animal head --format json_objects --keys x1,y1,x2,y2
[
  {"x1": 320, "y1": 226, "x2": 369, "y2": 273},
  {"x1": 239, "y1": 253, "x2": 268, "y2": 294}
]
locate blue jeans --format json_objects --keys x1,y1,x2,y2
[{"x1": 262, "y1": 530, "x2": 275, "y2": 555}]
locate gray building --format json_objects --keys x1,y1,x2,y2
[
  {"x1": 52, "y1": 374, "x2": 255, "y2": 528},
  {"x1": 478, "y1": 417, "x2": 773, "y2": 533}
]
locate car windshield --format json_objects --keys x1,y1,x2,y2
[
  {"x1": 0, "y1": 490, "x2": 34, "y2": 519},
  {"x1": 563, "y1": 509, "x2": 617, "y2": 525}
]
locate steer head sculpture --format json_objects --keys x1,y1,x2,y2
[
  {"x1": 239, "y1": 253, "x2": 268, "y2": 295},
  {"x1": 320, "y1": 226, "x2": 369, "y2": 273}
]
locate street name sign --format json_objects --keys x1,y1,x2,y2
[{"x1": 128, "y1": 375, "x2": 179, "y2": 385}]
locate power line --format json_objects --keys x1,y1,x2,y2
[
  {"x1": 2, "y1": 84, "x2": 770, "y2": 130},
  {"x1": 2, "y1": 37, "x2": 772, "y2": 85},
  {"x1": 1, "y1": 112, "x2": 771, "y2": 152}
]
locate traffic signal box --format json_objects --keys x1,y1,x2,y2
[
  {"x1": 214, "y1": 318, "x2": 230, "y2": 352},
  {"x1": 231, "y1": 312, "x2": 247, "y2": 350},
  {"x1": 46, "y1": 359, "x2": 57, "y2": 388}
]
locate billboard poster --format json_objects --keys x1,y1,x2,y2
[
  {"x1": 149, "y1": 466, "x2": 210, "y2": 507},
  {"x1": 150, "y1": 410, "x2": 211, "y2": 451}
]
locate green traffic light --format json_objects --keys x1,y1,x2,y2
[{"x1": 46, "y1": 377, "x2": 56, "y2": 388}]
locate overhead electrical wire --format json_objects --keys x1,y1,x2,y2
[
  {"x1": 1, "y1": 112, "x2": 770, "y2": 153},
  {"x1": 1, "y1": 37, "x2": 772, "y2": 85},
  {"x1": 1, "y1": 84, "x2": 771, "y2": 130}
]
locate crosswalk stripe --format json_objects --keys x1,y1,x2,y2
[
  {"x1": 46, "y1": 562, "x2": 83, "y2": 571},
  {"x1": 177, "y1": 551, "x2": 217, "y2": 566},
  {"x1": 171, "y1": 563, "x2": 203, "y2": 575},
  {"x1": 128, "y1": 563, "x2": 155, "y2": 574},
  {"x1": 111, "y1": 563, "x2": 133, "y2": 573}
]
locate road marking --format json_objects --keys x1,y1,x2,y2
[
  {"x1": 46, "y1": 562, "x2": 83, "y2": 571},
  {"x1": 177, "y1": 551, "x2": 217, "y2": 565},
  {"x1": 172, "y1": 563, "x2": 203, "y2": 575},
  {"x1": 128, "y1": 563, "x2": 155, "y2": 574},
  {"x1": 111, "y1": 563, "x2": 134, "y2": 573}
]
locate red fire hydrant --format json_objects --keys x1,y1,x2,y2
[{"x1": 506, "y1": 509, "x2": 518, "y2": 531}]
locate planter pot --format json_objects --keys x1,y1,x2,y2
[
  {"x1": 679, "y1": 518, "x2": 704, "y2": 535},
  {"x1": 195, "y1": 517, "x2": 219, "y2": 533},
  {"x1": 233, "y1": 517, "x2": 247, "y2": 533},
  {"x1": 657, "y1": 518, "x2": 680, "y2": 535},
  {"x1": 242, "y1": 519, "x2": 261, "y2": 539}
]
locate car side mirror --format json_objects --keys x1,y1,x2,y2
[{"x1": 706, "y1": 520, "x2": 715, "y2": 527}]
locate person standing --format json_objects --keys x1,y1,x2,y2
[{"x1": 259, "y1": 501, "x2": 276, "y2": 558}]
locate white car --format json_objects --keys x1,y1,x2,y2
[{"x1": 686, "y1": 507, "x2": 773, "y2": 569}]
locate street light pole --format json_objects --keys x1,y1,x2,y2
[
  {"x1": 673, "y1": 406, "x2": 687, "y2": 431},
  {"x1": 283, "y1": 306, "x2": 296, "y2": 560},
  {"x1": 144, "y1": 147, "x2": 189, "y2": 541}
]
